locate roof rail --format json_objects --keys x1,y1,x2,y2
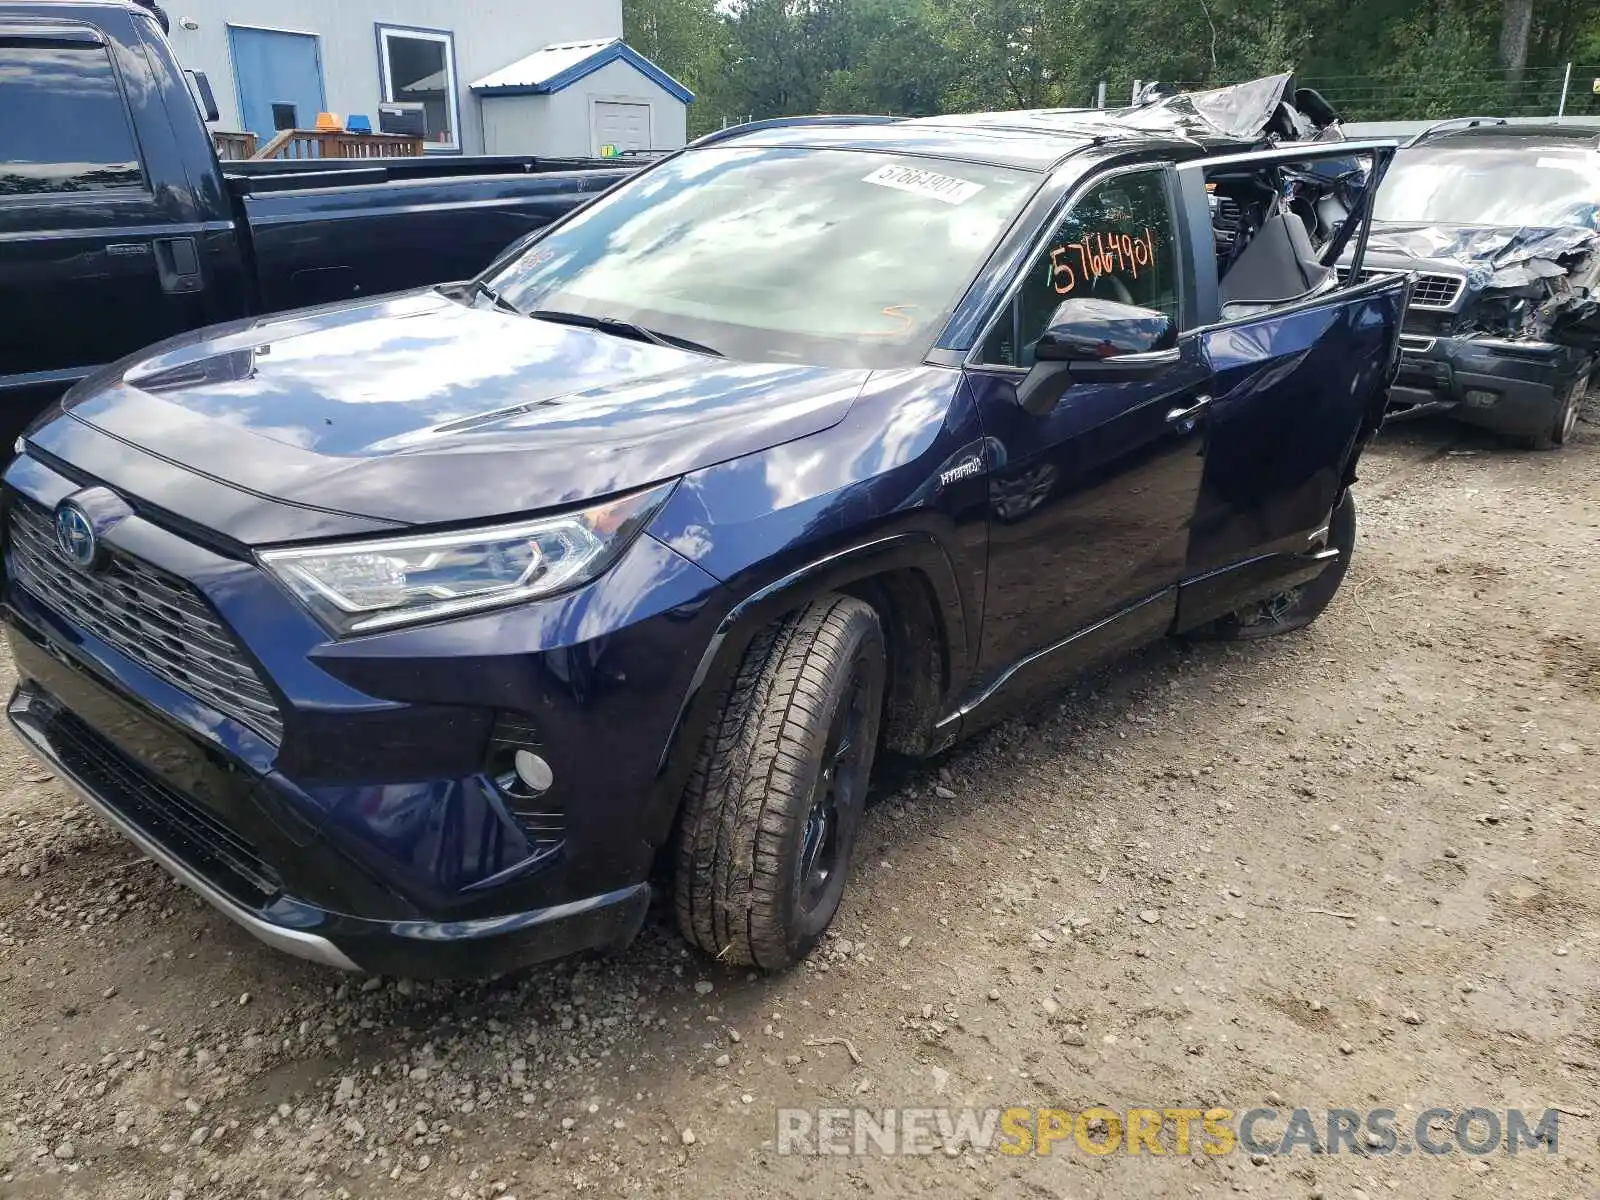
[
  {"x1": 690, "y1": 114, "x2": 905, "y2": 149},
  {"x1": 1403, "y1": 116, "x2": 1510, "y2": 148}
]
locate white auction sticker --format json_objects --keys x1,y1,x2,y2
[{"x1": 862, "y1": 163, "x2": 985, "y2": 205}]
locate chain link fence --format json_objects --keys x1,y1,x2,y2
[{"x1": 1298, "y1": 65, "x2": 1600, "y2": 122}]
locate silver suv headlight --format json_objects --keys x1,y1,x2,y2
[{"x1": 260, "y1": 483, "x2": 673, "y2": 634}]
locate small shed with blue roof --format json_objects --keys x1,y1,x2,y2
[{"x1": 471, "y1": 39, "x2": 692, "y2": 158}]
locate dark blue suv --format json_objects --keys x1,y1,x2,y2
[{"x1": 3, "y1": 106, "x2": 1407, "y2": 977}]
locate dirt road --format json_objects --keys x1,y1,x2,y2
[{"x1": 0, "y1": 416, "x2": 1596, "y2": 1199}]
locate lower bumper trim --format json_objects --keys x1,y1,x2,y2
[{"x1": 6, "y1": 697, "x2": 362, "y2": 973}]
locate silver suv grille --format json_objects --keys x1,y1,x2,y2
[
  {"x1": 1408, "y1": 274, "x2": 1464, "y2": 310},
  {"x1": 1337, "y1": 266, "x2": 1464, "y2": 312},
  {"x1": 7, "y1": 498, "x2": 283, "y2": 744}
]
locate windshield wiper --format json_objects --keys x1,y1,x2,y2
[
  {"x1": 529, "y1": 309, "x2": 723, "y2": 358},
  {"x1": 469, "y1": 279, "x2": 524, "y2": 317}
]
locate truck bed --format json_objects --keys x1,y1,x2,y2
[
  {"x1": 228, "y1": 163, "x2": 637, "y2": 311},
  {"x1": 223, "y1": 154, "x2": 639, "y2": 184}
]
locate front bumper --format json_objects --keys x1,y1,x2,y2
[
  {"x1": 1, "y1": 453, "x2": 726, "y2": 977},
  {"x1": 7, "y1": 657, "x2": 651, "y2": 977},
  {"x1": 1388, "y1": 333, "x2": 1587, "y2": 438}
]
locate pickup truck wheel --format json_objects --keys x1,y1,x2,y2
[
  {"x1": 675, "y1": 595, "x2": 885, "y2": 970},
  {"x1": 1195, "y1": 490, "x2": 1356, "y2": 641},
  {"x1": 1518, "y1": 371, "x2": 1587, "y2": 451}
]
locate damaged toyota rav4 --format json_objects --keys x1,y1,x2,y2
[
  {"x1": 1361, "y1": 120, "x2": 1600, "y2": 448},
  {"x1": 3, "y1": 88, "x2": 1408, "y2": 978}
]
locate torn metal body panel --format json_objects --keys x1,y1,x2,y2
[
  {"x1": 930, "y1": 73, "x2": 1344, "y2": 159},
  {"x1": 1117, "y1": 74, "x2": 1345, "y2": 145}
]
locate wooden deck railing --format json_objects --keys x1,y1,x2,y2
[
  {"x1": 251, "y1": 130, "x2": 426, "y2": 160},
  {"x1": 212, "y1": 131, "x2": 259, "y2": 160}
]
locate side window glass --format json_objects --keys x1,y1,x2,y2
[
  {"x1": 0, "y1": 43, "x2": 145, "y2": 198},
  {"x1": 981, "y1": 170, "x2": 1178, "y2": 366}
]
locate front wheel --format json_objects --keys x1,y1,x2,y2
[
  {"x1": 1193, "y1": 489, "x2": 1357, "y2": 641},
  {"x1": 674, "y1": 594, "x2": 885, "y2": 969},
  {"x1": 1516, "y1": 370, "x2": 1587, "y2": 451}
]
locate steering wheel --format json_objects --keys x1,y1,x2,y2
[{"x1": 1089, "y1": 271, "x2": 1135, "y2": 305}]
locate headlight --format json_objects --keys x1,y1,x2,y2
[{"x1": 260, "y1": 484, "x2": 673, "y2": 633}]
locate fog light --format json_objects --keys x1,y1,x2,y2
[
  {"x1": 1464, "y1": 389, "x2": 1499, "y2": 409},
  {"x1": 513, "y1": 749, "x2": 553, "y2": 794}
]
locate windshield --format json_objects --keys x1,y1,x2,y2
[
  {"x1": 487, "y1": 146, "x2": 1040, "y2": 367},
  {"x1": 1374, "y1": 144, "x2": 1600, "y2": 229}
]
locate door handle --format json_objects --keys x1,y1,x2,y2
[
  {"x1": 153, "y1": 236, "x2": 205, "y2": 295},
  {"x1": 1166, "y1": 394, "x2": 1212, "y2": 431}
]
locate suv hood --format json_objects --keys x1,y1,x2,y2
[
  {"x1": 1364, "y1": 221, "x2": 1600, "y2": 345},
  {"x1": 1367, "y1": 221, "x2": 1600, "y2": 290},
  {"x1": 52, "y1": 291, "x2": 870, "y2": 540}
]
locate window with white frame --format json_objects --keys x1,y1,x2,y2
[{"x1": 377, "y1": 25, "x2": 459, "y2": 150}]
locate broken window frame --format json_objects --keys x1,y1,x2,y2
[{"x1": 1174, "y1": 141, "x2": 1399, "y2": 328}]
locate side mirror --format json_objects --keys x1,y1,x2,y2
[
  {"x1": 1018, "y1": 299, "x2": 1179, "y2": 416},
  {"x1": 1034, "y1": 298, "x2": 1176, "y2": 363},
  {"x1": 187, "y1": 70, "x2": 221, "y2": 123}
]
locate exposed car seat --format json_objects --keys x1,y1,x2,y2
[{"x1": 1218, "y1": 211, "x2": 1336, "y2": 319}]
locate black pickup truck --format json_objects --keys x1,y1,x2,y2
[{"x1": 0, "y1": 0, "x2": 635, "y2": 448}]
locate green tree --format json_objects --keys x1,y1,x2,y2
[
  {"x1": 622, "y1": 0, "x2": 729, "y2": 134},
  {"x1": 623, "y1": 0, "x2": 1600, "y2": 131},
  {"x1": 1372, "y1": 0, "x2": 1507, "y2": 118},
  {"x1": 931, "y1": 0, "x2": 1068, "y2": 110},
  {"x1": 1499, "y1": 0, "x2": 1535, "y2": 82},
  {"x1": 816, "y1": 0, "x2": 958, "y2": 115}
]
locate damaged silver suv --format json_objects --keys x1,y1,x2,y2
[{"x1": 1362, "y1": 120, "x2": 1599, "y2": 449}]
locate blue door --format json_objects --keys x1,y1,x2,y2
[
  {"x1": 964, "y1": 165, "x2": 1208, "y2": 705},
  {"x1": 229, "y1": 26, "x2": 325, "y2": 141}
]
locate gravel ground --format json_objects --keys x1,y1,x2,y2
[{"x1": 0, "y1": 414, "x2": 1596, "y2": 1199}]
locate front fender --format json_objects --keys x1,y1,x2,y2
[
  {"x1": 638, "y1": 528, "x2": 972, "y2": 850},
  {"x1": 636, "y1": 366, "x2": 989, "y2": 849}
]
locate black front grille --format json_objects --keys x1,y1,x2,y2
[
  {"x1": 42, "y1": 701, "x2": 282, "y2": 902},
  {"x1": 7, "y1": 498, "x2": 284, "y2": 743}
]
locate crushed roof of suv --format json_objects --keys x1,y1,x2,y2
[{"x1": 703, "y1": 73, "x2": 1335, "y2": 171}]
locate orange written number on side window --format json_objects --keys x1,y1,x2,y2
[{"x1": 1048, "y1": 228, "x2": 1157, "y2": 297}]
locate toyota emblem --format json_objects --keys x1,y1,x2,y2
[{"x1": 54, "y1": 502, "x2": 100, "y2": 570}]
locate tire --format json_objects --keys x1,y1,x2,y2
[
  {"x1": 1517, "y1": 370, "x2": 1586, "y2": 451},
  {"x1": 674, "y1": 594, "x2": 885, "y2": 970},
  {"x1": 1193, "y1": 489, "x2": 1357, "y2": 641}
]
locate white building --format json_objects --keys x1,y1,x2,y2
[
  {"x1": 162, "y1": 0, "x2": 691, "y2": 156},
  {"x1": 472, "y1": 40, "x2": 691, "y2": 159}
]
